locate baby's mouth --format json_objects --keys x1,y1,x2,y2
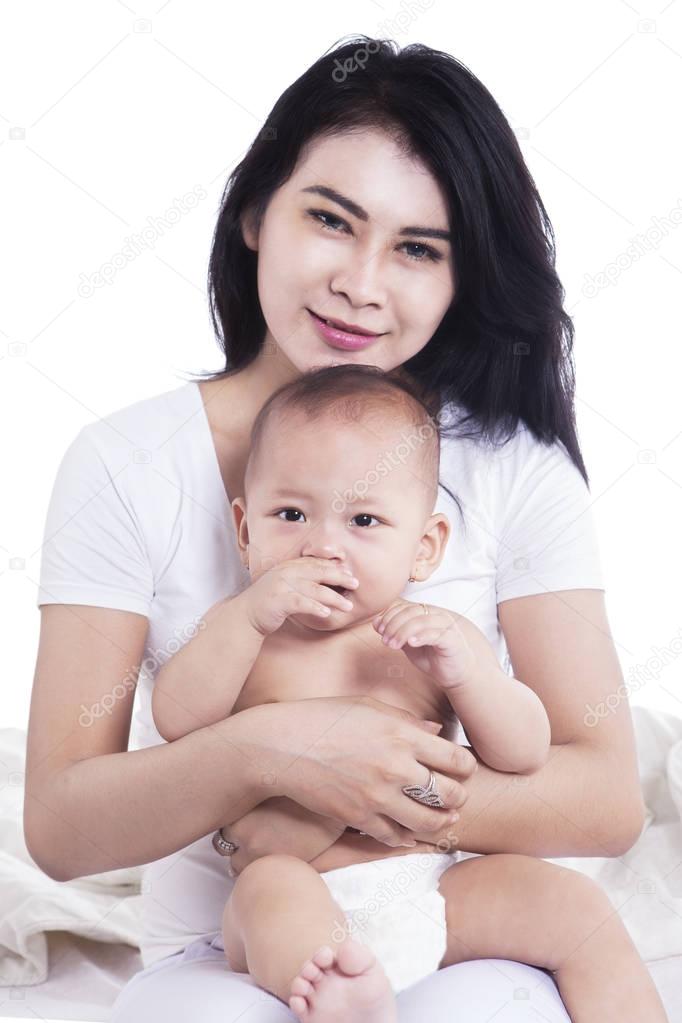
[{"x1": 328, "y1": 585, "x2": 349, "y2": 597}]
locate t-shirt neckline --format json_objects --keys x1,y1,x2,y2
[{"x1": 189, "y1": 379, "x2": 233, "y2": 509}]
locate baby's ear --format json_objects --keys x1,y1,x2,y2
[
  {"x1": 231, "y1": 498, "x2": 249, "y2": 560},
  {"x1": 418, "y1": 513, "x2": 451, "y2": 579}
]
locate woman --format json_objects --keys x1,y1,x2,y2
[{"x1": 25, "y1": 36, "x2": 645, "y2": 1021}]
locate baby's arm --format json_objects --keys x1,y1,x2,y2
[
  {"x1": 447, "y1": 617, "x2": 551, "y2": 774},
  {"x1": 152, "y1": 591, "x2": 264, "y2": 742},
  {"x1": 151, "y1": 594, "x2": 346, "y2": 868}
]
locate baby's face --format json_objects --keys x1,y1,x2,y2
[{"x1": 235, "y1": 411, "x2": 446, "y2": 632}]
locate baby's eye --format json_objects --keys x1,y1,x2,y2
[
  {"x1": 351, "y1": 513, "x2": 380, "y2": 528},
  {"x1": 276, "y1": 508, "x2": 305, "y2": 522}
]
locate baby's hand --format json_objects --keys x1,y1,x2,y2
[{"x1": 372, "y1": 600, "x2": 477, "y2": 689}]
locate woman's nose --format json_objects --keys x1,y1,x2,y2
[{"x1": 330, "y1": 245, "x2": 388, "y2": 308}]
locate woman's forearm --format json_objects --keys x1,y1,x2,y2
[
  {"x1": 416, "y1": 740, "x2": 641, "y2": 858},
  {"x1": 25, "y1": 709, "x2": 267, "y2": 882}
]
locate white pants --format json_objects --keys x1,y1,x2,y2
[{"x1": 110, "y1": 850, "x2": 572, "y2": 1021}]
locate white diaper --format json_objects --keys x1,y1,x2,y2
[{"x1": 319, "y1": 850, "x2": 458, "y2": 995}]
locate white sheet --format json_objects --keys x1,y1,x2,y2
[
  {"x1": 2, "y1": 706, "x2": 681, "y2": 997},
  {"x1": 0, "y1": 728, "x2": 144, "y2": 988},
  {"x1": 545, "y1": 704, "x2": 682, "y2": 964}
]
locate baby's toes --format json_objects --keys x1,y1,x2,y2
[
  {"x1": 290, "y1": 975, "x2": 314, "y2": 1000},
  {"x1": 310, "y1": 944, "x2": 335, "y2": 970},
  {"x1": 288, "y1": 993, "x2": 310, "y2": 1022},
  {"x1": 298, "y1": 958, "x2": 324, "y2": 984}
]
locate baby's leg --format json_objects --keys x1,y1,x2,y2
[
  {"x1": 437, "y1": 853, "x2": 668, "y2": 1022},
  {"x1": 222, "y1": 853, "x2": 346, "y2": 996},
  {"x1": 222, "y1": 853, "x2": 397, "y2": 1022}
]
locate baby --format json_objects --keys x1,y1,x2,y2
[{"x1": 152, "y1": 364, "x2": 667, "y2": 1023}]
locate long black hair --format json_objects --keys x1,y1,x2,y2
[{"x1": 193, "y1": 34, "x2": 590, "y2": 486}]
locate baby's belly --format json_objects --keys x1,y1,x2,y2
[{"x1": 308, "y1": 829, "x2": 441, "y2": 873}]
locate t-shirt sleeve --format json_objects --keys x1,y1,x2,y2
[
  {"x1": 36, "y1": 426, "x2": 154, "y2": 616},
  {"x1": 495, "y1": 431, "x2": 605, "y2": 604}
]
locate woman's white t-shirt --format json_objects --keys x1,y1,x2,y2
[{"x1": 36, "y1": 380, "x2": 605, "y2": 968}]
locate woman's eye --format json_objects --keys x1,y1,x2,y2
[
  {"x1": 402, "y1": 242, "x2": 442, "y2": 263},
  {"x1": 307, "y1": 209, "x2": 442, "y2": 263},
  {"x1": 309, "y1": 210, "x2": 347, "y2": 233}
]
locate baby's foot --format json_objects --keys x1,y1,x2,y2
[{"x1": 288, "y1": 938, "x2": 397, "y2": 1023}]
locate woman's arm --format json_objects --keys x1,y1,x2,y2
[
  {"x1": 24, "y1": 605, "x2": 269, "y2": 882},
  {"x1": 225, "y1": 719, "x2": 448, "y2": 868},
  {"x1": 410, "y1": 590, "x2": 646, "y2": 858},
  {"x1": 25, "y1": 607, "x2": 468, "y2": 882}
]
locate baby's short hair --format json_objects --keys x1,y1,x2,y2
[{"x1": 245, "y1": 364, "x2": 442, "y2": 510}]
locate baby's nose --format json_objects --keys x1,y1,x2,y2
[{"x1": 302, "y1": 542, "x2": 346, "y2": 561}]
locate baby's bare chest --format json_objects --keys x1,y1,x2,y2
[{"x1": 231, "y1": 627, "x2": 453, "y2": 725}]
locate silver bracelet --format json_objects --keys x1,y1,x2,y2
[{"x1": 212, "y1": 827, "x2": 239, "y2": 856}]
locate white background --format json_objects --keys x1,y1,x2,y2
[{"x1": 2, "y1": 0, "x2": 682, "y2": 733}]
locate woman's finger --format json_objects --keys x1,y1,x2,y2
[
  {"x1": 414, "y1": 731, "x2": 479, "y2": 782},
  {"x1": 370, "y1": 774, "x2": 467, "y2": 836}
]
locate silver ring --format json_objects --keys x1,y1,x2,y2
[{"x1": 402, "y1": 769, "x2": 446, "y2": 808}]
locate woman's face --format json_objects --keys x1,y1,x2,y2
[{"x1": 242, "y1": 127, "x2": 456, "y2": 376}]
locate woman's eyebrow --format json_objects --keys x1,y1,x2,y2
[{"x1": 300, "y1": 185, "x2": 452, "y2": 242}]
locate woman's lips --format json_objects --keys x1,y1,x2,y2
[{"x1": 308, "y1": 309, "x2": 383, "y2": 351}]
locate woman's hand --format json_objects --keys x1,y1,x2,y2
[
  {"x1": 373, "y1": 600, "x2": 477, "y2": 689},
  {"x1": 235, "y1": 696, "x2": 476, "y2": 848}
]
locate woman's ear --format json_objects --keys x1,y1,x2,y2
[{"x1": 240, "y1": 207, "x2": 259, "y2": 252}]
